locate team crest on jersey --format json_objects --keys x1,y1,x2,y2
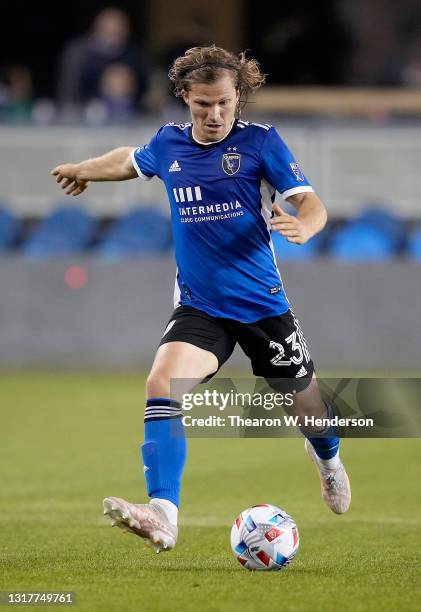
[
  {"x1": 222, "y1": 153, "x2": 241, "y2": 176},
  {"x1": 289, "y1": 162, "x2": 305, "y2": 182}
]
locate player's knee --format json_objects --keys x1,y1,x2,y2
[{"x1": 146, "y1": 370, "x2": 171, "y2": 398}]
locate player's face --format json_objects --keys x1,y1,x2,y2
[{"x1": 183, "y1": 74, "x2": 239, "y2": 143}]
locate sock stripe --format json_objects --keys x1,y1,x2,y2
[
  {"x1": 144, "y1": 404, "x2": 183, "y2": 422},
  {"x1": 145, "y1": 411, "x2": 182, "y2": 419},
  {"x1": 144, "y1": 415, "x2": 183, "y2": 422},
  {"x1": 145, "y1": 406, "x2": 182, "y2": 414},
  {"x1": 147, "y1": 398, "x2": 180, "y2": 408},
  {"x1": 145, "y1": 407, "x2": 182, "y2": 414}
]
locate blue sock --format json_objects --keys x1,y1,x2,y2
[
  {"x1": 141, "y1": 398, "x2": 186, "y2": 507},
  {"x1": 306, "y1": 402, "x2": 340, "y2": 460},
  {"x1": 307, "y1": 435, "x2": 340, "y2": 460}
]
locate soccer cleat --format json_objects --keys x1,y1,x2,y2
[
  {"x1": 304, "y1": 439, "x2": 351, "y2": 514},
  {"x1": 103, "y1": 496, "x2": 178, "y2": 552}
]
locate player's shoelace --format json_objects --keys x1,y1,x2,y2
[{"x1": 324, "y1": 470, "x2": 346, "y2": 492}]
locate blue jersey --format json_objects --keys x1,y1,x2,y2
[{"x1": 132, "y1": 119, "x2": 313, "y2": 323}]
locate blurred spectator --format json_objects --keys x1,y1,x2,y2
[
  {"x1": 343, "y1": 0, "x2": 421, "y2": 86},
  {"x1": 400, "y1": 37, "x2": 421, "y2": 87},
  {"x1": 56, "y1": 7, "x2": 149, "y2": 119},
  {"x1": 0, "y1": 65, "x2": 33, "y2": 122},
  {"x1": 85, "y1": 63, "x2": 139, "y2": 124}
]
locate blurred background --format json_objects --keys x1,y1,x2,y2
[{"x1": 1, "y1": 0, "x2": 420, "y2": 372}]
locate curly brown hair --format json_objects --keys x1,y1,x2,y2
[{"x1": 168, "y1": 45, "x2": 266, "y2": 115}]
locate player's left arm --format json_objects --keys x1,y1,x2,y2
[{"x1": 270, "y1": 192, "x2": 327, "y2": 244}]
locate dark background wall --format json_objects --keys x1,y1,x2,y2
[{"x1": 4, "y1": 0, "x2": 421, "y2": 100}]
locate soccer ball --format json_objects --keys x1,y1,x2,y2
[{"x1": 230, "y1": 504, "x2": 299, "y2": 570}]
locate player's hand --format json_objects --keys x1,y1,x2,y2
[
  {"x1": 50, "y1": 164, "x2": 90, "y2": 196},
  {"x1": 270, "y1": 203, "x2": 312, "y2": 244}
]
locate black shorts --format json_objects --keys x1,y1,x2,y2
[{"x1": 159, "y1": 305, "x2": 314, "y2": 391}]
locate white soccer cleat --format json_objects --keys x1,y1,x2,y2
[
  {"x1": 305, "y1": 439, "x2": 351, "y2": 514},
  {"x1": 103, "y1": 496, "x2": 178, "y2": 552}
]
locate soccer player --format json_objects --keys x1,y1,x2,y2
[{"x1": 51, "y1": 45, "x2": 351, "y2": 553}]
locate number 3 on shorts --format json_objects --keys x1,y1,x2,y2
[{"x1": 285, "y1": 330, "x2": 308, "y2": 365}]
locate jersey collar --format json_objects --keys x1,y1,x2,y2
[{"x1": 189, "y1": 119, "x2": 238, "y2": 149}]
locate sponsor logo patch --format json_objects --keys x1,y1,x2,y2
[
  {"x1": 296, "y1": 365, "x2": 308, "y2": 378},
  {"x1": 169, "y1": 160, "x2": 181, "y2": 172}
]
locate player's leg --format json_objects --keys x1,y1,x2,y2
[
  {"x1": 287, "y1": 376, "x2": 351, "y2": 515},
  {"x1": 141, "y1": 340, "x2": 218, "y2": 524},
  {"x1": 142, "y1": 307, "x2": 234, "y2": 526},
  {"x1": 104, "y1": 341, "x2": 219, "y2": 550},
  {"x1": 234, "y1": 309, "x2": 351, "y2": 514},
  {"x1": 104, "y1": 306, "x2": 235, "y2": 550},
  {"x1": 146, "y1": 340, "x2": 218, "y2": 399}
]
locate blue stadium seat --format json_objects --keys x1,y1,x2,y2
[
  {"x1": 0, "y1": 207, "x2": 20, "y2": 251},
  {"x1": 328, "y1": 223, "x2": 395, "y2": 261},
  {"x1": 353, "y1": 205, "x2": 406, "y2": 249},
  {"x1": 96, "y1": 207, "x2": 171, "y2": 259},
  {"x1": 22, "y1": 205, "x2": 96, "y2": 258},
  {"x1": 406, "y1": 225, "x2": 421, "y2": 261},
  {"x1": 271, "y1": 231, "x2": 321, "y2": 261}
]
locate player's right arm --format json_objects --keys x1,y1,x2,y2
[{"x1": 51, "y1": 147, "x2": 137, "y2": 196}]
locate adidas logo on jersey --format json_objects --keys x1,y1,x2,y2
[
  {"x1": 296, "y1": 366, "x2": 308, "y2": 378},
  {"x1": 169, "y1": 160, "x2": 181, "y2": 172}
]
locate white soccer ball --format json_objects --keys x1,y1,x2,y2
[{"x1": 230, "y1": 504, "x2": 299, "y2": 570}]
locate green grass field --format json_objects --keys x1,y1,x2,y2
[{"x1": 1, "y1": 372, "x2": 420, "y2": 611}]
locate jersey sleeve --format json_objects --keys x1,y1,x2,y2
[
  {"x1": 131, "y1": 133, "x2": 159, "y2": 180},
  {"x1": 260, "y1": 127, "x2": 314, "y2": 200}
]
